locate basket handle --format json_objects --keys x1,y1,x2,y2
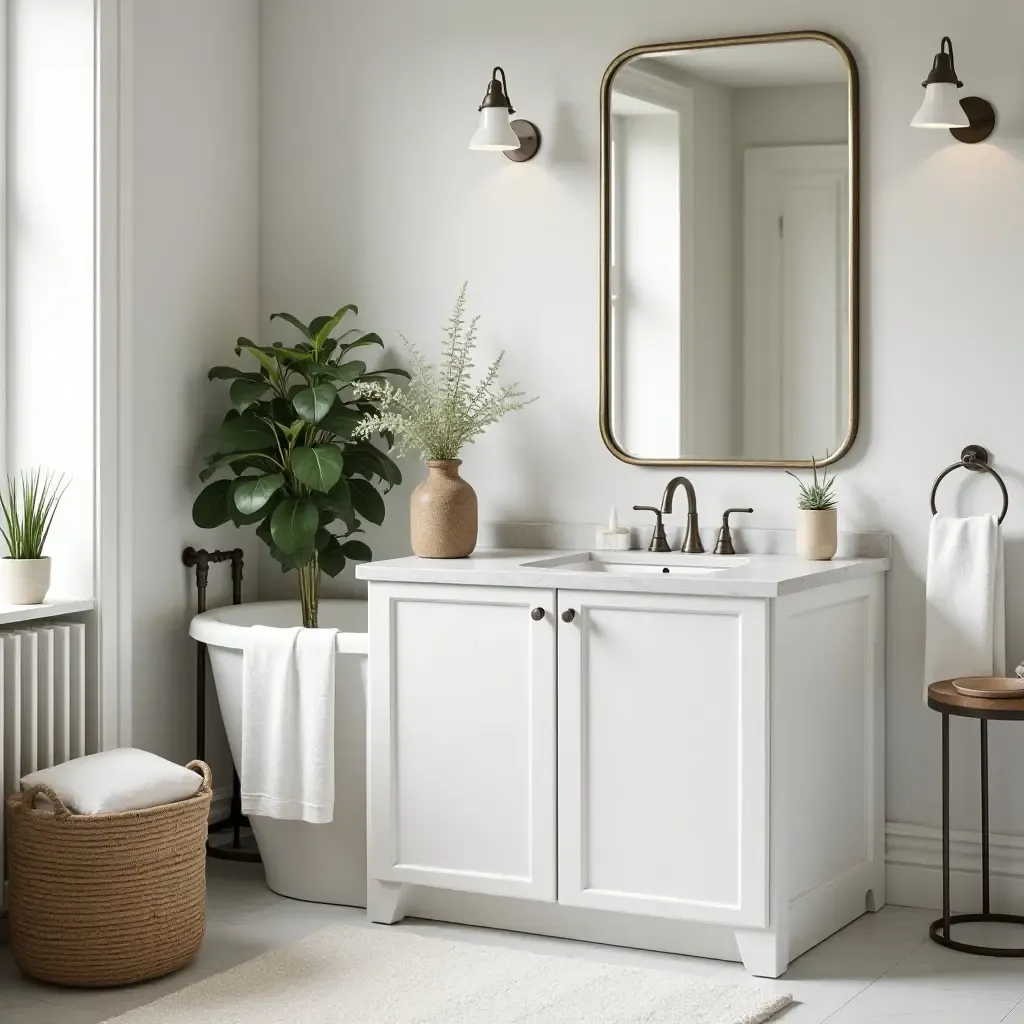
[
  {"x1": 186, "y1": 760, "x2": 213, "y2": 794},
  {"x1": 21, "y1": 783, "x2": 72, "y2": 821}
]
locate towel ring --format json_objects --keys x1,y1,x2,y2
[{"x1": 930, "y1": 445, "x2": 1009, "y2": 524}]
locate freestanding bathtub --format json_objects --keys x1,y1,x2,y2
[{"x1": 189, "y1": 600, "x2": 368, "y2": 907}]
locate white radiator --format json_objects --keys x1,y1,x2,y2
[{"x1": 1, "y1": 621, "x2": 90, "y2": 910}]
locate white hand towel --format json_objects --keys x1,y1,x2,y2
[
  {"x1": 924, "y1": 514, "x2": 1005, "y2": 700},
  {"x1": 241, "y1": 625, "x2": 338, "y2": 823}
]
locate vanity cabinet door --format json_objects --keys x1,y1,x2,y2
[
  {"x1": 557, "y1": 589, "x2": 768, "y2": 927},
  {"x1": 368, "y1": 583, "x2": 557, "y2": 901}
]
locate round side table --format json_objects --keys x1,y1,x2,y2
[{"x1": 927, "y1": 680, "x2": 1024, "y2": 956}]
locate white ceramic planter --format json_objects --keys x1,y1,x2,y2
[
  {"x1": 796, "y1": 509, "x2": 838, "y2": 560},
  {"x1": 0, "y1": 557, "x2": 51, "y2": 604}
]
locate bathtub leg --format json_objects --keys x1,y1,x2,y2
[{"x1": 367, "y1": 879, "x2": 407, "y2": 924}]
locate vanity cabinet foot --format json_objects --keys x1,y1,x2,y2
[
  {"x1": 367, "y1": 880, "x2": 407, "y2": 924},
  {"x1": 734, "y1": 928, "x2": 787, "y2": 979}
]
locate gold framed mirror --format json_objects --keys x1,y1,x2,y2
[{"x1": 600, "y1": 31, "x2": 859, "y2": 468}]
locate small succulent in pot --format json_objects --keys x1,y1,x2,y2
[
  {"x1": 787, "y1": 456, "x2": 838, "y2": 561},
  {"x1": 0, "y1": 468, "x2": 70, "y2": 604}
]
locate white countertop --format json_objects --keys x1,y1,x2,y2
[{"x1": 356, "y1": 549, "x2": 889, "y2": 598}]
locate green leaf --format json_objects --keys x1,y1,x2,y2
[
  {"x1": 339, "y1": 451, "x2": 378, "y2": 480},
  {"x1": 308, "y1": 315, "x2": 333, "y2": 338},
  {"x1": 341, "y1": 445, "x2": 401, "y2": 488},
  {"x1": 340, "y1": 332, "x2": 384, "y2": 355},
  {"x1": 208, "y1": 366, "x2": 265, "y2": 383},
  {"x1": 316, "y1": 476, "x2": 355, "y2": 528},
  {"x1": 256, "y1": 514, "x2": 274, "y2": 548},
  {"x1": 270, "y1": 497, "x2": 319, "y2": 553},
  {"x1": 199, "y1": 451, "x2": 263, "y2": 483},
  {"x1": 357, "y1": 367, "x2": 411, "y2": 383},
  {"x1": 229, "y1": 483, "x2": 282, "y2": 526},
  {"x1": 234, "y1": 339, "x2": 280, "y2": 377},
  {"x1": 319, "y1": 536, "x2": 347, "y2": 577},
  {"x1": 340, "y1": 539, "x2": 372, "y2": 563},
  {"x1": 292, "y1": 445, "x2": 344, "y2": 492},
  {"x1": 318, "y1": 405, "x2": 362, "y2": 439},
  {"x1": 232, "y1": 473, "x2": 285, "y2": 515},
  {"x1": 313, "y1": 304, "x2": 358, "y2": 347},
  {"x1": 192, "y1": 479, "x2": 233, "y2": 529},
  {"x1": 269, "y1": 542, "x2": 316, "y2": 571},
  {"x1": 293, "y1": 385, "x2": 336, "y2": 424},
  {"x1": 217, "y1": 414, "x2": 278, "y2": 453},
  {"x1": 349, "y1": 477, "x2": 385, "y2": 525},
  {"x1": 307, "y1": 362, "x2": 365, "y2": 386},
  {"x1": 273, "y1": 348, "x2": 314, "y2": 363},
  {"x1": 229, "y1": 378, "x2": 269, "y2": 412},
  {"x1": 269, "y1": 312, "x2": 313, "y2": 340}
]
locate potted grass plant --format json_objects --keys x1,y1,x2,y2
[
  {"x1": 0, "y1": 469, "x2": 70, "y2": 604},
  {"x1": 353, "y1": 285, "x2": 536, "y2": 558},
  {"x1": 787, "y1": 456, "x2": 838, "y2": 560}
]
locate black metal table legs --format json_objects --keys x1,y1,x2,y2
[{"x1": 929, "y1": 712, "x2": 1024, "y2": 955}]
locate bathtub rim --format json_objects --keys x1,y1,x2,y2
[{"x1": 189, "y1": 599, "x2": 368, "y2": 654}]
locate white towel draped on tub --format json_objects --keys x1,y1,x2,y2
[
  {"x1": 241, "y1": 625, "x2": 338, "y2": 823},
  {"x1": 924, "y1": 513, "x2": 1005, "y2": 700}
]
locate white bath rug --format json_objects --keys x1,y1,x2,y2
[{"x1": 104, "y1": 923, "x2": 791, "y2": 1023}]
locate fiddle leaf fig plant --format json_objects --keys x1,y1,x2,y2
[{"x1": 193, "y1": 304, "x2": 408, "y2": 627}]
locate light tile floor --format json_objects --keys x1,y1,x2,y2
[{"x1": 2, "y1": 861, "x2": 1024, "y2": 1022}]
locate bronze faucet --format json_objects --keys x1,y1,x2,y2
[
  {"x1": 633, "y1": 476, "x2": 703, "y2": 554},
  {"x1": 661, "y1": 477, "x2": 703, "y2": 553}
]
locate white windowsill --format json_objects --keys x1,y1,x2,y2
[{"x1": 0, "y1": 597, "x2": 95, "y2": 626}]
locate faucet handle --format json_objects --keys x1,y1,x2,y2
[
  {"x1": 714, "y1": 508, "x2": 753, "y2": 556},
  {"x1": 632, "y1": 505, "x2": 671, "y2": 554}
]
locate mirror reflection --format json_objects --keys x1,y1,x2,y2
[{"x1": 603, "y1": 35, "x2": 856, "y2": 464}]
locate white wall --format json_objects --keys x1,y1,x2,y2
[
  {"x1": 123, "y1": 0, "x2": 260, "y2": 777},
  {"x1": 259, "y1": 0, "x2": 1024, "y2": 862},
  {"x1": 8, "y1": 0, "x2": 95, "y2": 599},
  {"x1": 732, "y1": 82, "x2": 849, "y2": 150}
]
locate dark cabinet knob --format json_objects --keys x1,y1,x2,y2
[
  {"x1": 561, "y1": 609, "x2": 576, "y2": 623},
  {"x1": 531, "y1": 607, "x2": 545, "y2": 621}
]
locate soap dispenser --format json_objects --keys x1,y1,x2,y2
[{"x1": 596, "y1": 507, "x2": 631, "y2": 551}]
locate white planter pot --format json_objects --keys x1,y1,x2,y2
[
  {"x1": 0, "y1": 557, "x2": 51, "y2": 604},
  {"x1": 796, "y1": 509, "x2": 838, "y2": 561}
]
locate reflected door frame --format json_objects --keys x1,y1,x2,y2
[{"x1": 742, "y1": 145, "x2": 849, "y2": 461}]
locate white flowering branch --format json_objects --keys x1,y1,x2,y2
[{"x1": 353, "y1": 284, "x2": 536, "y2": 461}]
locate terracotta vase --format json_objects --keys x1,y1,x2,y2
[
  {"x1": 796, "y1": 508, "x2": 838, "y2": 561},
  {"x1": 410, "y1": 460, "x2": 478, "y2": 558}
]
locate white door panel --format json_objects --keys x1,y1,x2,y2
[
  {"x1": 557, "y1": 589, "x2": 768, "y2": 926},
  {"x1": 368, "y1": 584, "x2": 557, "y2": 900}
]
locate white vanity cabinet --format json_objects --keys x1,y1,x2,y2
[{"x1": 361, "y1": 551, "x2": 887, "y2": 978}]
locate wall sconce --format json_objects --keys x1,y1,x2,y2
[
  {"x1": 469, "y1": 67, "x2": 541, "y2": 163},
  {"x1": 911, "y1": 36, "x2": 995, "y2": 143}
]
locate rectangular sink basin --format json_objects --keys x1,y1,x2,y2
[{"x1": 524, "y1": 554, "x2": 748, "y2": 577}]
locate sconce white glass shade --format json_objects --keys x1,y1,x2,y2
[
  {"x1": 469, "y1": 107, "x2": 520, "y2": 151},
  {"x1": 911, "y1": 82, "x2": 970, "y2": 129}
]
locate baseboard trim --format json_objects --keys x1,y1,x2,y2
[{"x1": 886, "y1": 821, "x2": 1024, "y2": 912}]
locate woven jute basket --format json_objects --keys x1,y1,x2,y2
[{"x1": 7, "y1": 759, "x2": 212, "y2": 988}]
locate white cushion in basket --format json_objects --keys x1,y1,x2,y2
[{"x1": 20, "y1": 748, "x2": 203, "y2": 815}]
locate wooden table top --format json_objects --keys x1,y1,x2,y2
[{"x1": 928, "y1": 679, "x2": 1024, "y2": 719}]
